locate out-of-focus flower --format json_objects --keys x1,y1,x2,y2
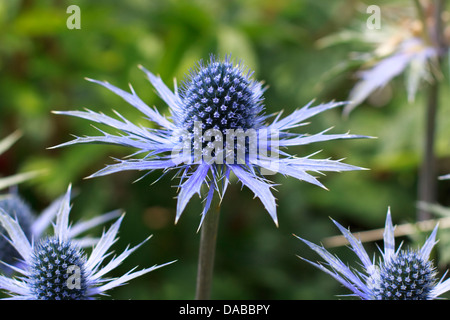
[
  {"x1": 0, "y1": 185, "x2": 175, "y2": 300},
  {"x1": 319, "y1": 4, "x2": 445, "y2": 115},
  {"x1": 295, "y1": 208, "x2": 450, "y2": 300},
  {"x1": 52, "y1": 55, "x2": 370, "y2": 227},
  {"x1": 347, "y1": 35, "x2": 438, "y2": 114}
]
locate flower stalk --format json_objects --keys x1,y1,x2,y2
[
  {"x1": 195, "y1": 192, "x2": 221, "y2": 300},
  {"x1": 417, "y1": 0, "x2": 445, "y2": 221},
  {"x1": 418, "y1": 79, "x2": 439, "y2": 220}
]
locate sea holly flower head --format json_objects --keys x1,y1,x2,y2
[
  {"x1": 0, "y1": 190, "x2": 119, "y2": 274},
  {"x1": 178, "y1": 57, "x2": 265, "y2": 135},
  {"x1": 0, "y1": 185, "x2": 175, "y2": 300},
  {"x1": 295, "y1": 208, "x2": 450, "y2": 300},
  {"x1": 52, "y1": 55, "x2": 370, "y2": 227}
]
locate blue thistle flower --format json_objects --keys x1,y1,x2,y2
[
  {"x1": 52, "y1": 55, "x2": 369, "y2": 227},
  {"x1": 295, "y1": 208, "x2": 450, "y2": 300},
  {"x1": 0, "y1": 185, "x2": 175, "y2": 300},
  {"x1": 0, "y1": 191, "x2": 119, "y2": 275}
]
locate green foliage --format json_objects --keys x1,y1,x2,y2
[{"x1": 1, "y1": 0, "x2": 450, "y2": 300}]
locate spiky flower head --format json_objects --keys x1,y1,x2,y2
[
  {"x1": 178, "y1": 57, "x2": 265, "y2": 135},
  {"x1": 1, "y1": 131, "x2": 115, "y2": 275},
  {"x1": 0, "y1": 185, "x2": 175, "y2": 300},
  {"x1": 371, "y1": 249, "x2": 436, "y2": 300},
  {"x1": 0, "y1": 189, "x2": 119, "y2": 275},
  {"x1": 295, "y1": 208, "x2": 450, "y2": 300},
  {"x1": 29, "y1": 236, "x2": 89, "y2": 300},
  {"x1": 52, "y1": 54, "x2": 370, "y2": 228}
]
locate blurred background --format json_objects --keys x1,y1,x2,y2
[{"x1": 1, "y1": 0, "x2": 450, "y2": 299}]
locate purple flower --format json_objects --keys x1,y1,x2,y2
[
  {"x1": 52, "y1": 55, "x2": 369, "y2": 227},
  {"x1": 296, "y1": 208, "x2": 450, "y2": 300},
  {"x1": 0, "y1": 185, "x2": 175, "y2": 300}
]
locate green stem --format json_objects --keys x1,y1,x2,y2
[
  {"x1": 417, "y1": 0, "x2": 444, "y2": 221},
  {"x1": 418, "y1": 80, "x2": 438, "y2": 221},
  {"x1": 195, "y1": 192, "x2": 221, "y2": 300}
]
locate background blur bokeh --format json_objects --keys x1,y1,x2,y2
[{"x1": 1, "y1": 0, "x2": 450, "y2": 299}]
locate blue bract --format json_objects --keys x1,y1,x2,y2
[
  {"x1": 0, "y1": 195, "x2": 34, "y2": 269},
  {"x1": 296, "y1": 208, "x2": 450, "y2": 300},
  {"x1": 53, "y1": 55, "x2": 369, "y2": 227}
]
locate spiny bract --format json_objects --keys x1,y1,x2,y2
[{"x1": 0, "y1": 195, "x2": 34, "y2": 266}]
